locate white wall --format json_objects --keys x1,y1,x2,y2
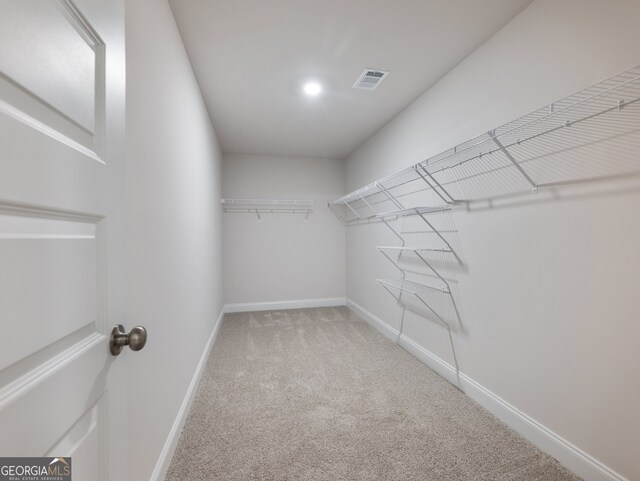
[
  {"x1": 125, "y1": 0, "x2": 224, "y2": 479},
  {"x1": 223, "y1": 154, "x2": 345, "y2": 308},
  {"x1": 344, "y1": 1, "x2": 640, "y2": 480}
]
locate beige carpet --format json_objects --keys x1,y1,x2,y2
[{"x1": 166, "y1": 307, "x2": 581, "y2": 481}]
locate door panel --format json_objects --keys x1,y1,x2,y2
[
  {"x1": 0, "y1": 0, "x2": 126, "y2": 479},
  {"x1": 0, "y1": 0, "x2": 105, "y2": 159},
  {"x1": 0, "y1": 0, "x2": 97, "y2": 132},
  {"x1": 46, "y1": 399, "x2": 104, "y2": 481},
  {"x1": 0, "y1": 210, "x2": 99, "y2": 372},
  {"x1": 0, "y1": 339, "x2": 106, "y2": 455}
]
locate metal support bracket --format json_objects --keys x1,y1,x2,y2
[
  {"x1": 489, "y1": 131, "x2": 538, "y2": 193},
  {"x1": 415, "y1": 164, "x2": 457, "y2": 204},
  {"x1": 376, "y1": 181, "x2": 404, "y2": 209}
]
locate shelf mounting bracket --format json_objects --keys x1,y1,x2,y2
[
  {"x1": 415, "y1": 164, "x2": 457, "y2": 204},
  {"x1": 376, "y1": 181, "x2": 405, "y2": 209},
  {"x1": 489, "y1": 131, "x2": 538, "y2": 193}
]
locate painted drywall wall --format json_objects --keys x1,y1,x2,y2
[
  {"x1": 125, "y1": 0, "x2": 224, "y2": 479},
  {"x1": 344, "y1": 1, "x2": 640, "y2": 480},
  {"x1": 223, "y1": 154, "x2": 345, "y2": 306}
]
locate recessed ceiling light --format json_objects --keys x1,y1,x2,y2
[{"x1": 303, "y1": 81, "x2": 322, "y2": 97}]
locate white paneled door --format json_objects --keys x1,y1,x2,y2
[{"x1": 0, "y1": 0, "x2": 128, "y2": 480}]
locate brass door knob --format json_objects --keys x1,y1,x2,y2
[{"x1": 110, "y1": 325, "x2": 148, "y2": 356}]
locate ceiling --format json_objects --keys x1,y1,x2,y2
[{"x1": 169, "y1": 0, "x2": 533, "y2": 160}]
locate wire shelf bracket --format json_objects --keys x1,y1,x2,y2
[
  {"x1": 415, "y1": 164, "x2": 458, "y2": 204},
  {"x1": 488, "y1": 131, "x2": 538, "y2": 193}
]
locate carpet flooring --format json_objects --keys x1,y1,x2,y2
[{"x1": 166, "y1": 307, "x2": 581, "y2": 480}]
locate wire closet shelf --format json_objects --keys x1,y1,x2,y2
[
  {"x1": 221, "y1": 198, "x2": 313, "y2": 219},
  {"x1": 328, "y1": 65, "x2": 640, "y2": 328},
  {"x1": 328, "y1": 65, "x2": 640, "y2": 224}
]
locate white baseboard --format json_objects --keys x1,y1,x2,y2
[
  {"x1": 398, "y1": 333, "x2": 462, "y2": 386},
  {"x1": 149, "y1": 307, "x2": 225, "y2": 481},
  {"x1": 346, "y1": 298, "x2": 628, "y2": 481},
  {"x1": 225, "y1": 297, "x2": 346, "y2": 313},
  {"x1": 346, "y1": 298, "x2": 400, "y2": 342}
]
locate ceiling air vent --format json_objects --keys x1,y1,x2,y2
[{"x1": 353, "y1": 69, "x2": 389, "y2": 90}]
